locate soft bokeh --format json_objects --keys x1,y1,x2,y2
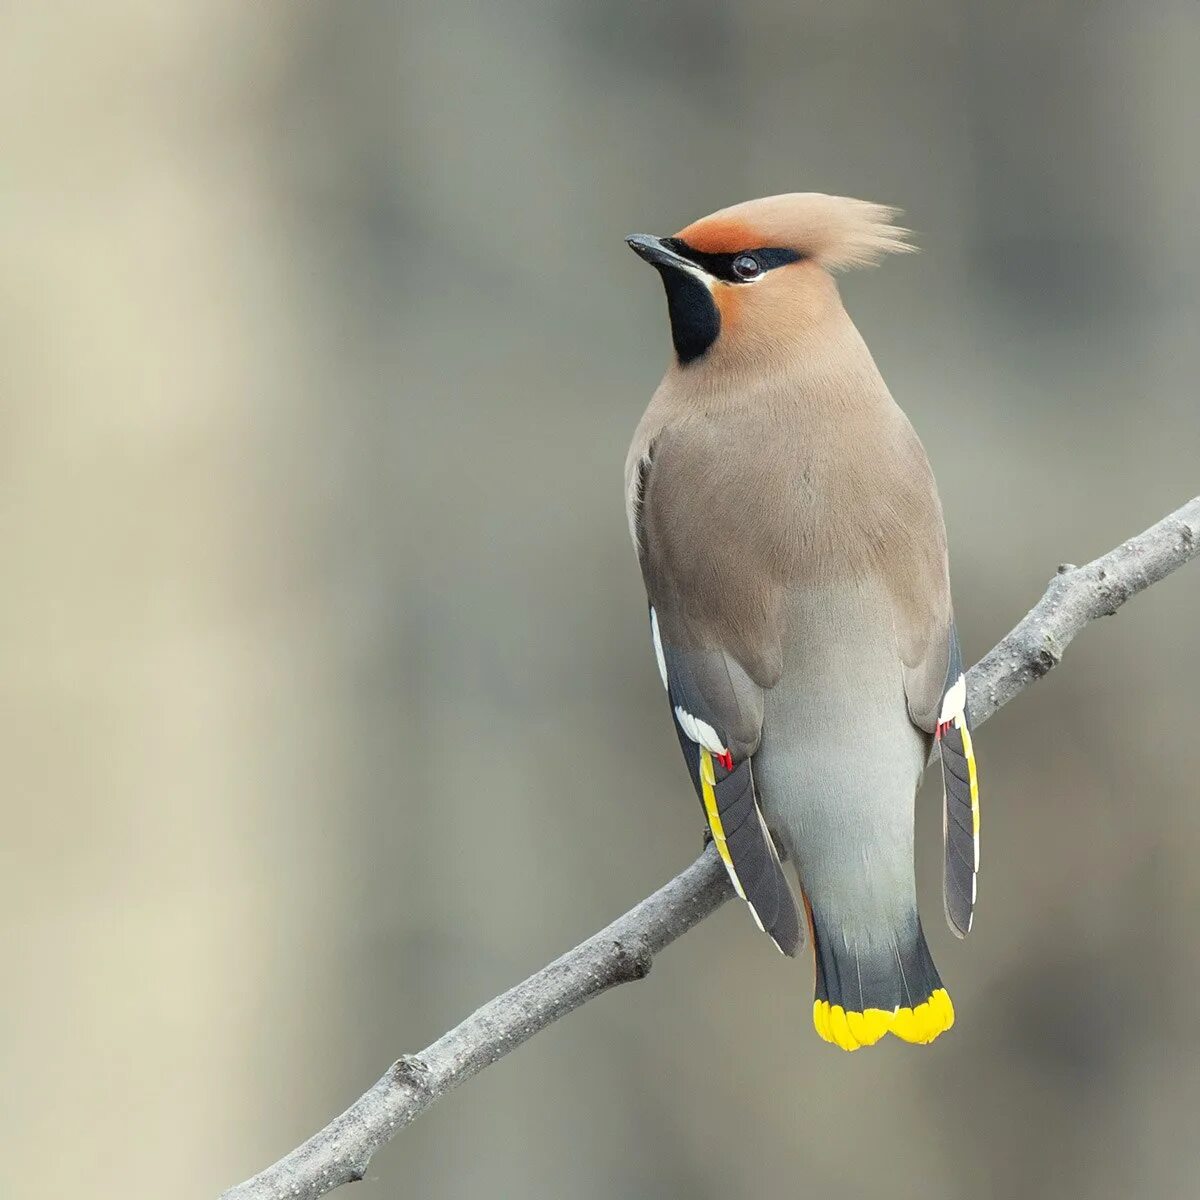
[{"x1": 4, "y1": 3, "x2": 1199, "y2": 1197}]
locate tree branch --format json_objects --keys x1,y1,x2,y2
[{"x1": 221, "y1": 496, "x2": 1200, "y2": 1200}]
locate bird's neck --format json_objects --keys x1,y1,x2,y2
[{"x1": 660, "y1": 304, "x2": 891, "y2": 423}]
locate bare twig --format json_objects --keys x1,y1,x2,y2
[{"x1": 221, "y1": 496, "x2": 1200, "y2": 1200}]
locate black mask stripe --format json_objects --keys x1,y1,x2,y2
[{"x1": 662, "y1": 238, "x2": 803, "y2": 282}]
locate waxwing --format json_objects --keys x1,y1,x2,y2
[{"x1": 624, "y1": 194, "x2": 978, "y2": 1050}]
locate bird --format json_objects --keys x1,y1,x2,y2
[{"x1": 623, "y1": 193, "x2": 979, "y2": 1050}]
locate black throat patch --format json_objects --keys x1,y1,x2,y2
[{"x1": 656, "y1": 266, "x2": 719, "y2": 365}]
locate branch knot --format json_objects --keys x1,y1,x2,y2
[
  {"x1": 611, "y1": 936, "x2": 653, "y2": 981},
  {"x1": 390, "y1": 1055, "x2": 432, "y2": 1098}
]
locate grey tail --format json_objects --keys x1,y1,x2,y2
[{"x1": 809, "y1": 906, "x2": 954, "y2": 1050}]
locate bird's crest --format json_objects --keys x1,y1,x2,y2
[{"x1": 676, "y1": 193, "x2": 915, "y2": 273}]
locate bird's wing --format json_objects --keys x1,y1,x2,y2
[
  {"x1": 649, "y1": 611, "x2": 802, "y2": 956},
  {"x1": 632, "y1": 440, "x2": 801, "y2": 956},
  {"x1": 905, "y1": 621, "x2": 979, "y2": 938}
]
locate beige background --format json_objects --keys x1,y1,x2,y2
[{"x1": 3, "y1": 3, "x2": 1199, "y2": 1197}]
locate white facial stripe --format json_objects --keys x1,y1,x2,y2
[
  {"x1": 673, "y1": 261, "x2": 714, "y2": 288},
  {"x1": 673, "y1": 706, "x2": 727, "y2": 755},
  {"x1": 939, "y1": 674, "x2": 967, "y2": 723},
  {"x1": 649, "y1": 608, "x2": 668, "y2": 691}
]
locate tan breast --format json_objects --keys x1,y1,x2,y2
[{"x1": 627, "y1": 322, "x2": 949, "y2": 688}]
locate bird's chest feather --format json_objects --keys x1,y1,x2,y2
[
  {"x1": 635, "y1": 405, "x2": 944, "y2": 684},
  {"x1": 646, "y1": 416, "x2": 904, "y2": 585}
]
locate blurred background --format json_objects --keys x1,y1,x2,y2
[{"x1": 3, "y1": 2, "x2": 1199, "y2": 1197}]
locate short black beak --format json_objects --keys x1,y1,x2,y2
[{"x1": 625, "y1": 234, "x2": 692, "y2": 271}]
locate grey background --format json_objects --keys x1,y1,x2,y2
[{"x1": 3, "y1": 3, "x2": 1199, "y2": 1197}]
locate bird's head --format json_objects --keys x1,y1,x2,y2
[{"x1": 627, "y1": 193, "x2": 914, "y2": 370}]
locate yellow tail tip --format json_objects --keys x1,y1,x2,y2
[{"x1": 813, "y1": 989, "x2": 955, "y2": 1051}]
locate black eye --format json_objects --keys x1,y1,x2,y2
[{"x1": 732, "y1": 254, "x2": 761, "y2": 280}]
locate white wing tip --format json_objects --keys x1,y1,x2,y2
[{"x1": 939, "y1": 674, "x2": 967, "y2": 723}]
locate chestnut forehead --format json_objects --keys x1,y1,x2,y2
[{"x1": 673, "y1": 215, "x2": 760, "y2": 254}]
